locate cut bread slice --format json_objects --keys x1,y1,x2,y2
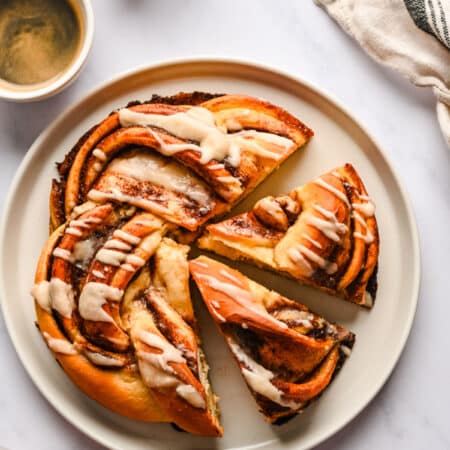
[
  {"x1": 31, "y1": 203, "x2": 222, "y2": 436},
  {"x1": 198, "y1": 164, "x2": 379, "y2": 307},
  {"x1": 190, "y1": 256, "x2": 354, "y2": 424},
  {"x1": 50, "y1": 92, "x2": 313, "y2": 233}
]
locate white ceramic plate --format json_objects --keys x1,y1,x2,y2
[{"x1": 0, "y1": 59, "x2": 420, "y2": 450}]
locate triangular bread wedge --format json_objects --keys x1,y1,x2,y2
[
  {"x1": 32, "y1": 203, "x2": 222, "y2": 436},
  {"x1": 50, "y1": 92, "x2": 313, "y2": 233},
  {"x1": 190, "y1": 256, "x2": 354, "y2": 424},
  {"x1": 198, "y1": 164, "x2": 379, "y2": 307}
]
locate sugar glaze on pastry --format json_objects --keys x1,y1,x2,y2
[
  {"x1": 198, "y1": 163, "x2": 379, "y2": 307},
  {"x1": 49, "y1": 92, "x2": 313, "y2": 231},
  {"x1": 190, "y1": 256, "x2": 355, "y2": 424},
  {"x1": 32, "y1": 204, "x2": 222, "y2": 435},
  {"x1": 32, "y1": 92, "x2": 314, "y2": 436}
]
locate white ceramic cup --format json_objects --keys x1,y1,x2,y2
[{"x1": 0, "y1": 0, "x2": 94, "y2": 102}]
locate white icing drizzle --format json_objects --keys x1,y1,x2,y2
[
  {"x1": 352, "y1": 210, "x2": 374, "y2": 244},
  {"x1": 84, "y1": 350, "x2": 125, "y2": 367},
  {"x1": 78, "y1": 282, "x2": 123, "y2": 323},
  {"x1": 175, "y1": 343, "x2": 195, "y2": 363},
  {"x1": 119, "y1": 107, "x2": 240, "y2": 165},
  {"x1": 53, "y1": 247, "x2": 74, "y2": 263},
  {"x1": 216, "y1": 176, "x2": 240, "y2": 184},
  {"x1": 208, "y1": 299, "x2": 226, "y2": 322},
  {"x1": 107, "y1": 152, "x2": 212, "y2": 205},
  {"x1": 209, "y1": 303, "x2": 226, "y2": 322},
  {"x1": 192, "y1": 260, "x2": 208, "y2": 268},
  {"x1": 136, "y1": 331, "x2": 205, "y2": 409},
  {"x1": 234, "y1": 130, "x2": 292, "y2": 160},
  {"x1": 340, "y1": 345, "x2": 352, "y2": 357},
  {"x1": 138, "y1": 331, "x2": 185, "y2": 371},
  {"x1": 257, "y1": 197, "x2": 282, "y2": 218},
  {"x1": 218, "y1": 268, "x2": 243, "y2": 285},
  {"x1": 43, "y1": 332, "x2": 77, "y2": 355},
  {"x1": 195, "y1": 273, "x2": 288, "y2": 330},
  {"x1": 213, "y1": 310, "x2": 227, "y2": 323},
  {"x1": 296, "y1": 245, "x2": 338, "y2": 275},
  {"x1": 83, "y1": 217, "x2": 102, "y2": 224},
  {"x1": 293, "y1": 319, "x2": 314, "y2": 328},
  {"x1": 92, "y1": 148, "x2": 107, "y2": 161},
  {"x1": 224, "y1": 118, "x2": 243, "y2": 131},
  {"x1": 70, "y1": 202, "x2": 97, "y2": 218},
  {"x1": 65, "y1": 227, "x2": 82, "y2": 237},
  {"x1": 305, "y1": 204, "x2": 348, "y2": 243},
  {"x1": 364, "y1": 291, "x2": 374, "y2": 307},
  {"x1": 72, "y1": 238, "x2": 96, "y2": 267},
  {"x1": 278, "y1": 310, "x2": 315, "y2": 329},
  {"x1": 233, "y1": 138, "x2": 278, "y2": 160},
  {"x1": 106, "y1": 336, "x2": 127, "y2": 346},
  {"x1": 242, "y1": 322, "x2": 248, "y2": 329},
  {"x1": 352, "y1": 197, "x2": 375, "y2": 217},
  {"x1": 113, "y1": 229, "x2": 141, "y2": 245},
  {"x1": 53, "y1": 239, "x2": 96, "y2": 267},
  {"x1": 49, "y1": 278, "x2": 75, "y2": 318},
  {"x1": 118, "y1": 107, "x2": 293, "y2": 168},
  {"x1": 96, "y1": 248, "x2": 127, "y2": 266},
  {"x1": 350, "y1": 194, "x2": 376, "y2": 243},
  {"x1": 302, "y1": 234, "x2": 322, "y2": 249},
  {"x1": 92, "y1": 269, "x2": 105, "y2": 279},
  {"x1": 93, "y1": 162, "x2": 102, "y2": 172},
  {"x1": 207, "y1": 163, "x2": 224, "y2": 170},
  {"x1": 104, "y1": 239, "x2": 132, "y2": 252},
  {"x1": 31, "y1": 281, "x2": 51, "y2": 313},
  {"x1": 175, "y1": 385, "x2": 206, "y2": 409},
  {"x1": 134, "y1": 219, "x2": 157, "y2": 227},
  {"x1": 88, "y1": 188, "x2": 197, "y2": 228},
  {"x1": 288, "y1": 247, "x2": 313, "y2": 276},
  {"x1": 96, "y1": 228, "x2": 143, "y2": 267},
  {"x1": 70, "y1": 219, "x2": 92, "y2": 229},
  {"x1": 223, "y1": 141, "x2": 241, "y2": 167},
  {"x1": 229, "y1": 339, "x2": 300, "y2": 409},
  {"x1": 238, "y1": 130, "x2": 293, "y2": 147},
  {"x1": 314, "y1": 178, "x2": 350, "y2": 207},
  {"x1": 121, "y1": 263, "x2": 135, "y2": 272},
  {"x1": 352, "y1": 210, "x2": 366, "y2": 227},
  {"x1": 31, "y1": 279, "x2": 75, "y2": 318},
  {"x1": 145, "y1": 126, "x2": 203, "y2": 155},
  {"x1": 125, "y1": 254, "x2": 145, "y2": 267}
]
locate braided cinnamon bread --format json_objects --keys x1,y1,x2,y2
[
  {"x1": 32, "y1": 203, "x2": 221, "y2": 435},
  {"x1": 190, "y1": 256, "x2": 354, "y2": 423},
  {"x1": 31, "y1": 92, "x2": 314, "y2": 435},
  {"x1": 198, "y1": 164, "x2": 379, "y2": 307},
  {"x1": 50, "y1": 92, "x2": 313, "y2": 233}
]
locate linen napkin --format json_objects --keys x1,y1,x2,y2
[{"x1": 316, "y1": 0, "x2": 450, "y2": 147}]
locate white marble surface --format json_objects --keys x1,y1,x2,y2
[{"x1": 0, "y1": 1, "x2": 448, "y2": 449}]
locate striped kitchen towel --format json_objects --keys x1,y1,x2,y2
[{"x1": 316, "y1": 0, "x2": 450, "y2": 147}]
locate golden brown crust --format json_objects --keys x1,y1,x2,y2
[
  {"x1": 198, "y1": 164, "x2": 379, "y2": 307},
  {"x1": 34, "y1": 222, "x2": 169, "y2": 423},
  {"x1": 50, "y1": 92, "x2": 313, "y2": 231},
  {"x1": 32, "y1": 206, "x2": 222, "y2": 436},
  {"x1": 35, "y1": 91, "x2": 316, "y2": 433},
  {"x1": 190, "y1": 256, "x2": 354, "y2": 423},
  {"x1": 201, "y1": 95, "x2": 314, "y2": 141}
]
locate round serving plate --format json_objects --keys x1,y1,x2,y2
[{"x1": 0, "y1": 58, "x2": 420, "y2": 450}]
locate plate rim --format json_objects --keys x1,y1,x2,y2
[{"x1": 0, "y1": 57, "x2": 421, "y2": 450}]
